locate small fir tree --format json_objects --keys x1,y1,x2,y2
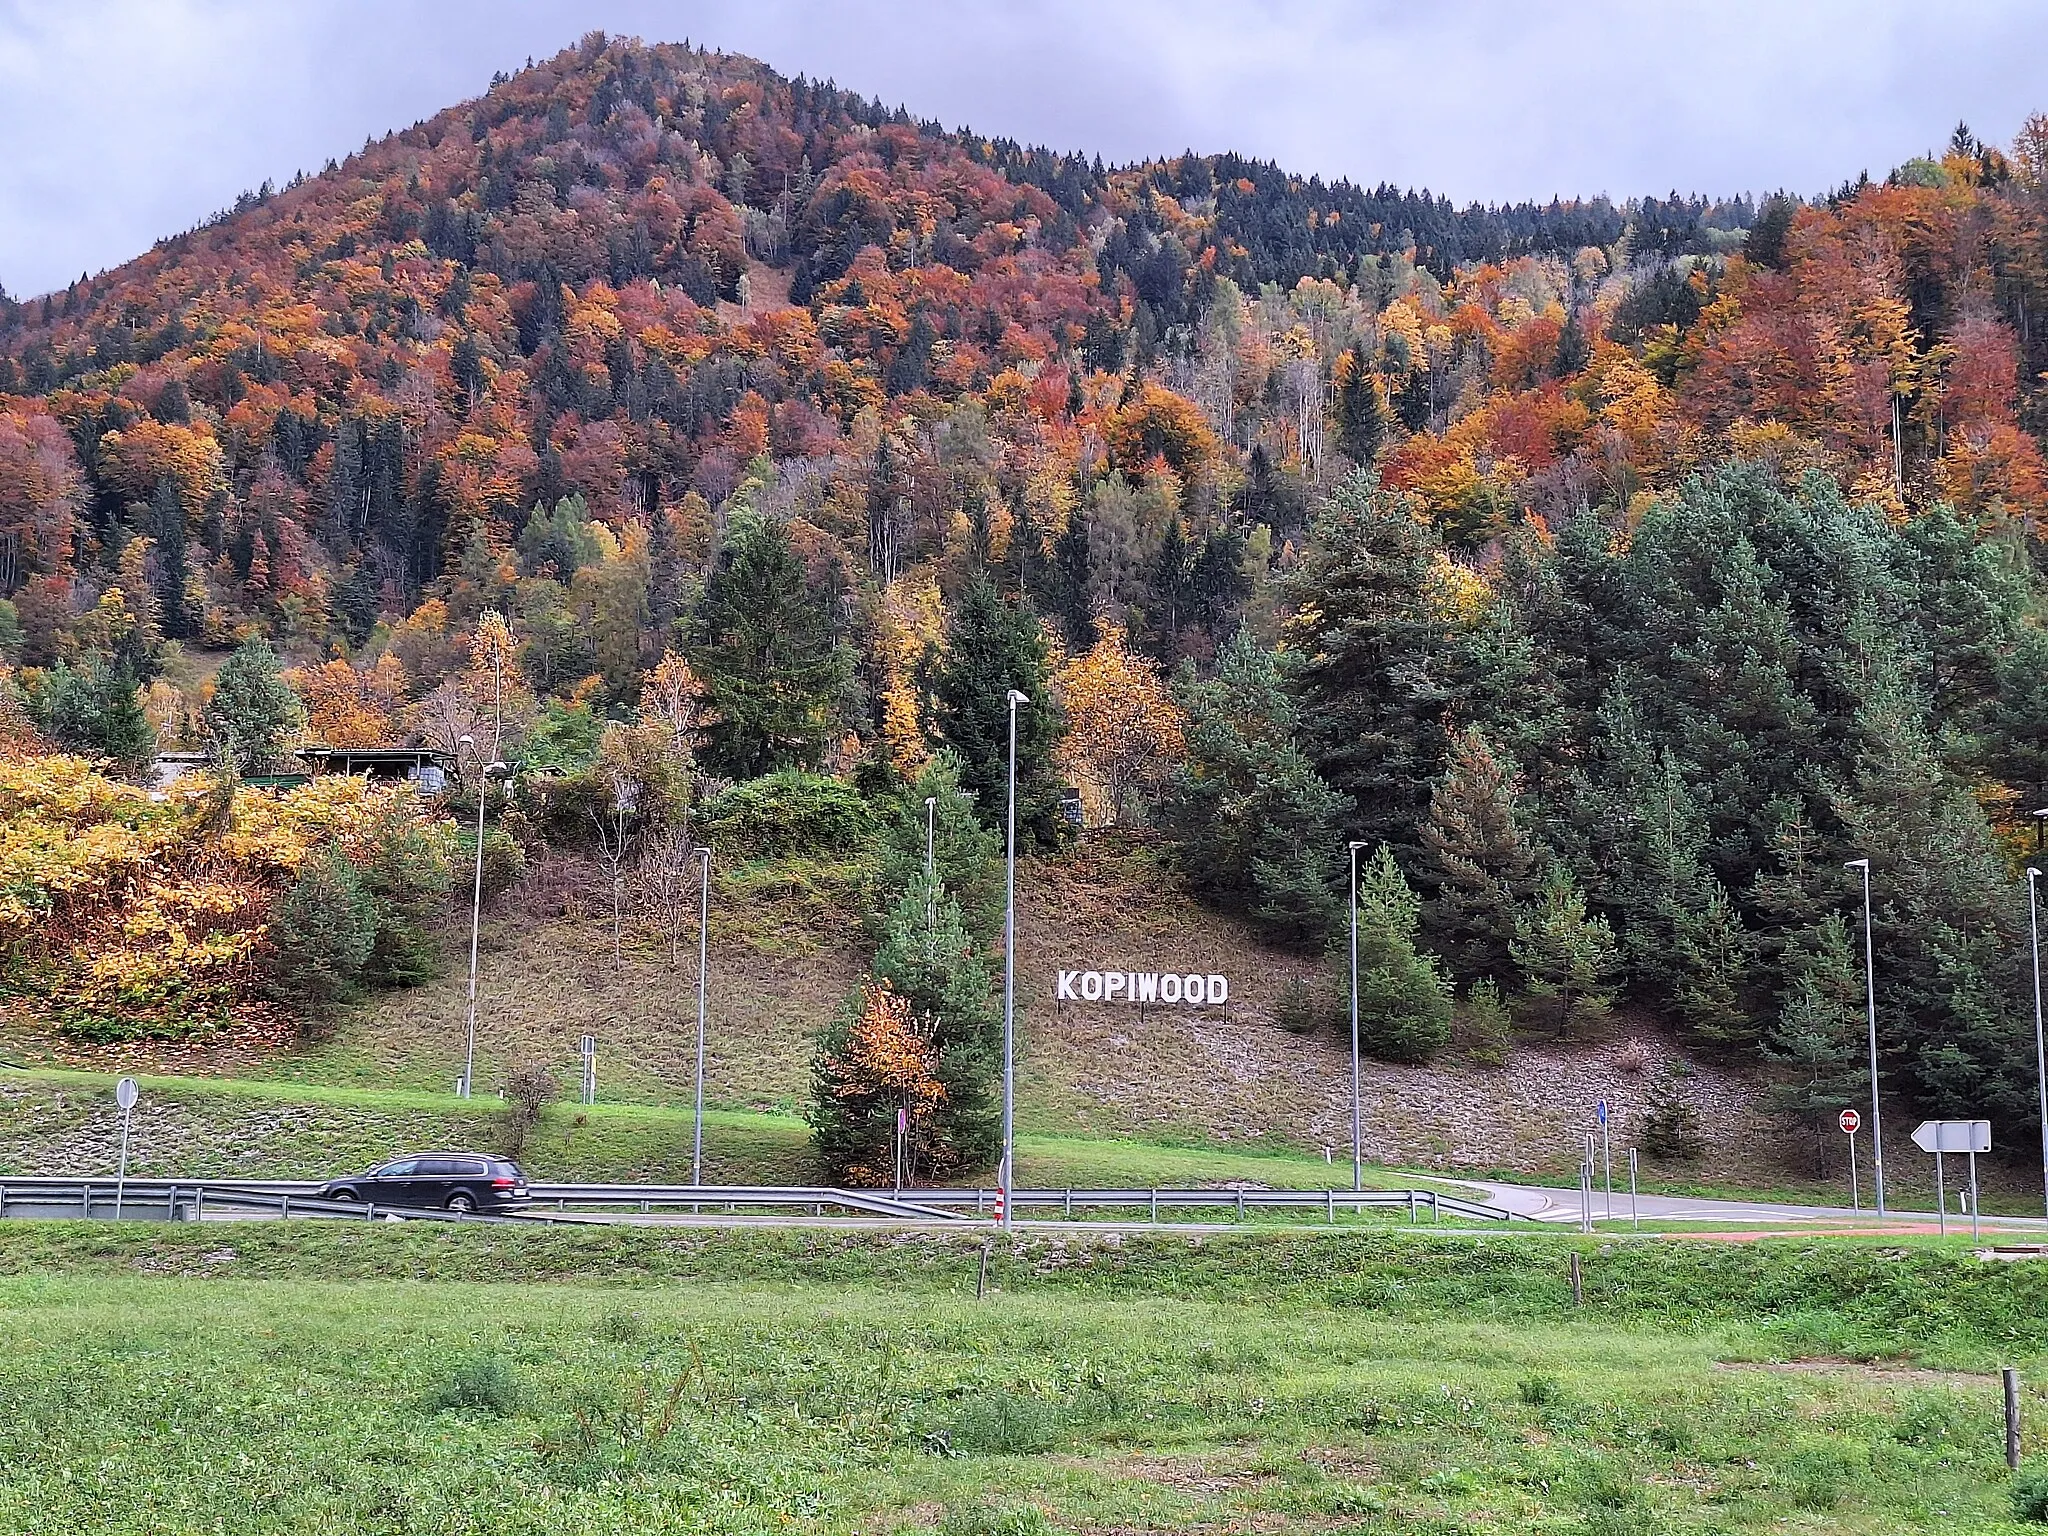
[
  {"x1": 1511, "y1": 865, "x2": 1623, "y2": 1035},
  {"x1": 1349, "y1": 844, "x2": 1454, "y2": 1063},
  {"x1": 1417, "y1": 725, "x2": 1537, "y2": 984}
]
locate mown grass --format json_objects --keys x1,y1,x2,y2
[
  {"x1": 2, "y1": 1226, "x2": 2047, "y2": 1532},
  {"x1": 0, "y1": 1067, "x2": 1473, "y2": 1195}
]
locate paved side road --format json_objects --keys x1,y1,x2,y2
[{"x1": 1467, "y1": 1177, "x2": 2048, "y2": 1232}]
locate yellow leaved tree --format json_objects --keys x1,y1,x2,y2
[{"x1": 1052, "y1": 625, "x2": 1187, "y2": 827}]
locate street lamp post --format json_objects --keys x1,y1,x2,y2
[
  {"x1": 692, "y1": 844, "x2": 711, "y2": 1187},
  {"x1": 1347, "y1": 840, "x2": 1369, "y2": 1193},
  {"x1": 2029, "y1": 865, "x2": 2048, "y2": 1226},
  {"x1": 1001, "y1": 689, "x2": 1029, "y2": 1231},
  {"x1": 924, "y1": 795, "x2": 938, "y2": 942},
  {"x1": 459, "y1": 741, "x2": 507, "y2": 1100},
  {"x1": 1846, "y1": 858, "x2": 1885, "y2": 1219}
]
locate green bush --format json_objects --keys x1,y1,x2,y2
[
  {"x1": 267, "y1": 847, "x2": 378, "y2": 1012},
  {"x1": 938, "y1": 1392, "x2": 1068, "y2": 1455},
  {"x1": 428, "y1": 1354, "x2": 519, "y2": 1416},
  {"x1": 700, "y1": 769, "x2": 876, "y2": 861},
  {"x1": 2014, "y1": 1468, "x2": 2048, "y2": 1522},
  {"x1": 938, "y1": 1503, "x2": 1051, "y2": 1536}
]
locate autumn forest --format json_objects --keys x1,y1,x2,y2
[{"x1": 7, "y1": 32, "x2": 2048, "y2": 1178}]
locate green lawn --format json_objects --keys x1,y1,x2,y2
[
  {"x1": 2, "y1": 1225, "x2": 2046, "y2": 1533},
  {"x1": 0, "y1": 1067, "x2": 1478, "y2": 1197}
]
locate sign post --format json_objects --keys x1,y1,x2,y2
[
  {"x1": 113, "y1": 1077, "x2": 138, "y2": 1220},
  {"x1": 578, "y1": 1034, "x2": 596, "y2": 1107},
  {"x1": 1597, "y1": 1100, "x2": 1613, "y2": 1219},
  {"x1": 1912, "y1": 1121, "x2": 1991, "y2": 1238},
  {"x1": 1840, "y1": 1108, "x2": 1862, "y2": 1212},
  {"x1": 1628, "y1": 1147, "x2": 1639, "y2": 1230},
  {"x1": 894, "y1": 1104, "x2": 906, "y2": 1196}
]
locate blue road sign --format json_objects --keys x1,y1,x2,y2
[{"x1": 1596, "y1": 1099, "x2": 1608, "y2": 1126}]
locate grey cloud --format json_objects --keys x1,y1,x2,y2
[{"x1": 4, "y1": 0, "x2": 2046, "y2": 298}]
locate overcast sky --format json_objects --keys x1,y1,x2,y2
[{"x1": 3, "y1": 0, "x2": 2046, "y2": 299}]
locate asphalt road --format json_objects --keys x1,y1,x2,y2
[{"x1": 1466, "y1": 1177, "x2": 2048, "y2": 1232}]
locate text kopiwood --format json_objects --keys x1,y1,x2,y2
[{"x1": 1055, "y1": 970, "x2": 1230, "y2": 1005}]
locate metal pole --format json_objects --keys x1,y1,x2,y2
[
  {"x1": 459, "y1": 743, "x2": 489, "y2": 1099},
  {"x1": 114, "y1": 1107, "x2": 132, "y2": 1220},
  {"x1": 1849, "y1": 1130, "x2": 1859, "y2": 1213},
  {"x1": 925, "y1": 796, "x2": 937, "y2": 943},
  {"x1": 1001, "y1": 690, "x2": 1027, "y2": 1232},
  {"x1": 1348, "y1": 841, "x2": 1367, "y2": 1193},
  {"x1": 1601, "y1": 1116, "x2": 1613, "y2": 1220},
  {"x1": 2030, "y1": 867, "x2": 2048, "y2": 1227},
  {"x1": 692, "y1": 846, "x2": 710, "y2": 1187},
  {"x1": 1629, "y1": 1148, "x2": 1638, "y2": 1230},
  {"x1": 1969, "y1": 1149, "x2": 1980, "y2": 1242},
  {"x1": 1935, "y1": 1149, "x2": 1946, "y2": 1237},
  {"x1": 1848, "y1": 859, "x2": 1886, "y2": 1219}
]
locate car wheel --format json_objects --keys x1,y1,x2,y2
[
  {"x1": 328, "y1": 1189, "x2": 357, "y2": 1202},
  {"x1": 446, "y1": 1192, "x2": 477, "y2": 1214}
]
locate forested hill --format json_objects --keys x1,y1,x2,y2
[{"x1": 5, "y1": 32, "x2": 2048, "y2": 1172}]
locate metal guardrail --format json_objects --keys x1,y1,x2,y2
[
  {"x1": 0, "y1": 1179, "x2": 523, "y2": 1224},
  {"x1": 0, "y1": 1177, "x2": 1521, "y2": 1225}
]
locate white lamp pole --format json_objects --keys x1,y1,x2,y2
[
  {"x1": 1348, "y1": 840, "x2": 1369, "y2": 1193},
  {"x1": 459, "y1": 741, "x2": 506, "y2": 1100},
  {"x1": 1001, "y1": 689, "x2": 1029, "y2": 1231},
  {"x1": 924, "y1": 795, "x2": 938, "y2": 942},
  {"x1": 692, "y1": 844, "x2": 711, "y2": 1187},
  {"x1": 1846, "y1": 858, "x2": 1885, "y2": 1219},
  {"x1": 2029, "y1": 864, "x2": 2048, "y2": 1226}
]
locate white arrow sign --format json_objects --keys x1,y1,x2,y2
[{"x1": 1911, "y1": 1120, "x2": 1990, "y2": 1154}]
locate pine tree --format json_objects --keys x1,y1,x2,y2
[
  {"x1": 31, "y1": 659, "x2": 156, "y2": 779},
  {"x1": 1350, "y1": 844, "x2": 1454, "y2": 1063},
  {"x1": 1331, "y1": 349, "x2": 1384, "y2": 464},
  {"x1": 1417, "y1": 725, "x2": 1537, "y2": 984},
  {"x1": 1287, "y1": 472, "x2": 1460, "y2": 853},
  {"x1": 1156, "y1": 626, "x2": 1343, "y2": 948},
  {"x1": 689, "y1": 512, "x2": 850, "y2": 779},
  {"x1": 1511, "y1": 865, "x2": 1623, "y2": 1035},
  {"x1": 150, "y1": 477, "x2": 193, "y2": 640},
  {"x1": 871, "y1": 876, "x2": 1001, "y2": 1171},
  {"x1": 928, "y1": 575, "x2": 1064, "y2": 847},
  {"x1": 204, "y1": 638, "x2": 304, "y2": 772},
  {"x1": 1763, "y1": 911, "x2": 1868, "y2": 1171},
  {"x1": 1669, "y1": 877, "x2": 1757, "y2": 1044}
]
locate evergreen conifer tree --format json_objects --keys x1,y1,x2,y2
[
  {"x1": 1156, "y1": 626, "x2": 1343, "y2": 947},
  {"x1": 1287, "y1": 473, "x2": 1459, "y2": 853},
  {"x1": 689, "y1": 512, "x2": 850, "y2": 779},
  {"x1": 1350, "y1": 844, "x2": 1454, "y2": 1063},
  {"x1": 151, "y1": 477, "x2": 193, "y2": 640},
  {"x1": 204, "y1": 638, "x2": 304, "y2": 772},
  {"x1": 929, "y1": 576, "x2": 1063, "y2": 846},
  {"x1": 1511, "y1": 865, "x2": 1623, "y2": 1035},
  {"x1": 1417, "y1": 725, "x2": 1537, "y2": 984},
  {"x1": 871, "y1": 876, "x2": 1002, "y2": 1170}
]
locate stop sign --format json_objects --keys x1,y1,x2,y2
[{"x1": 1839, "y1": 1108, "x2": 1862, "y2": 1135}]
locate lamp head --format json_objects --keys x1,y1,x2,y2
[
  {"x1": 2035, "y1": 808, "x2": 2048, "y2": 819},
  {"x1": 1845, "y1": 858, "x2": 1869, "y2": 870},
  {"x1": 925, "y1": 797, "x2": 936, "y2": 809},
  {"x1": 459, "y1": 733, "x2": 474, "y2": 747},
  {"x1": 2031, "y1": 867, "x2": 2043, "y2": 879},
  {"x1": 1348, "y1": 839, "x2": 1370, "y2": 852},
  {"x1": 485, "y1": 761, "x2": 508, "y2": 776},
  {"x1": 1006, "y1": 689, "x2": 1030, "y2": 707}
]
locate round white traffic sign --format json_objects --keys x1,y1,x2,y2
[
  {"x1": 114, "y1": 1077, "x2": 139, "y2": 1112},
  {"x1": 1838, "y1": 1108, "x2": 1861, "y2": 1135}
]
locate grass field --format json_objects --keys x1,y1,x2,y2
[{"x1": 4, "y1": 1224, "x2": 2048, "y2": 1533}]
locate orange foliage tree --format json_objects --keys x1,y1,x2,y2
[
  {"x1": 809, "y1": 978, "x2": 948, "y2": 1186},
  {"x1": 1053, "y1": 624, "x2": 1187, "y2": 826}
]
